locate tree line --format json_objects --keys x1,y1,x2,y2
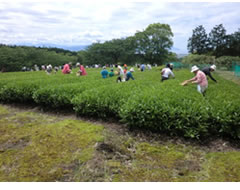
[
  {"x1": 0, "y1": 23, "x2": 178, "y2": 72},
  {"x1": 0, "y1": 44, "x2": 77, "y2": 72},
  {"x1": 187, "y1": 24, "x2": 240, "y2": 57},
  {"x1": 78, "y1": 23, "x2": 178, "y2": 67}
]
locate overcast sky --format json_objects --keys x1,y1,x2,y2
[{"x1": 0, "y1": 0, "x2": 240, "y2": 53}]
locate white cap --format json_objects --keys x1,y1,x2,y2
[
  {"x1": 191, "y1": 65, "x2": 199, "y2": 73},
  {"x1": 210, "y1": 65, "x2": 216, "y2": 70},
  {"x1": 130, "y1": 68, "x2": 134, "y2": 72}
]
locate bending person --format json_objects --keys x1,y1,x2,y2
[
  {"x1": 161, "y1": 64, "x2": 175, "y2": 82},
  {"x1": 181, "y1": 66, "x2": 208, "y2": 96},
  {"x1": 126, "y1": 68, "x2": 135, "y2": 81},
  {"x1": 202, "y1": 65, "x2": 217, "y2": 83},
  {"x1": 62, "y1": 62, "x2": 72, "y2": 74}
]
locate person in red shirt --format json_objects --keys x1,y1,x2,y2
[
  {"x1": 62, "y1": 62, "x2": 72, "y2": 74},
  {"x1": 79, "y1": 64, "x2": 87, "y2": 76},
  {"x1": 76, "y1": 62, "x2": 87, "y2": 76}
]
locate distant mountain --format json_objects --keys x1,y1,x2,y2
[
  {"x1": 177, "y1": 54, "x2": 188, "y2": 58},
  {"x1": 14, "y1": 43, "x2": 89, "y2": 52},
  {"x1": 54, "y1": 45, "x2": 89, "y2": 51},
  {"x1": 171, "y1": 47, "x2": 187, "y2": 54}
]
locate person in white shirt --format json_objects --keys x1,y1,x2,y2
[
  {"x1": 147, "y1": 64, "x2": 152, "y2": 70},
  {"x1": 161, "y1": 64, "x2": 175, "y2": 82},
  {"x1": 117, "y1": 65, "x2": 124, "y2": 82}
]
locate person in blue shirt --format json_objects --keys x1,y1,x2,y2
[
  {"x1": 101, "y1": 66, "x2": 109, "y2": 79},
  {"x1": 140, "y1": 64, "x2": 145, "y2": 72},
  {"x1": 126, "y1": 68, "x2": 135, "y2": 81}
]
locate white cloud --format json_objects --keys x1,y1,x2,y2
[{"x1": 0, "y1": 0, "x2": 239, "y2": 53}]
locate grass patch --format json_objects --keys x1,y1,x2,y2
[
  {"x1": 204, "y1": 152, "x2": 240, "y2": 182},
  {"x1": 113, "y1": 142, "x2": 205, "y2": 182},
  {"x1": 0, "y1": 108, "x2": 104, "y2": 182}
]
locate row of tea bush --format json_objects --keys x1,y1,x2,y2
[{"x1": 0, "y1": 68, "x2": 239, "y2": 139}]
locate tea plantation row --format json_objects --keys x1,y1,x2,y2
[{"x1": 0, "y1": 68, "x2": 239, "y2": 139}]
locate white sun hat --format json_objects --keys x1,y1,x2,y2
[
  {"x1": 210, "y1": 65, "x2": 216, "y2": 70},
  {"x1": 191, "y1": 65, "x2": 199, "y2": 73},
  {"x1": 130, "y1": 68, "x2": 134, "y2": 72}
]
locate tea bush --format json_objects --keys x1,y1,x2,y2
[
  {"x1": 0, "y1": 68, "x2": 239, "y2": 140},
  {"x1": 72, "y1": 82, "x2": 144, "y2": 119}
]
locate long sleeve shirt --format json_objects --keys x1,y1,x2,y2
[
  {"x1": 202, "y1": 67, "x2": 217, "y2": 82},
  {"x1": 62, "y1": 64, "x2": 71, "y2": 74},
  {"x1": 191, "y1": 70, "x2": 208, "y2": 87}
]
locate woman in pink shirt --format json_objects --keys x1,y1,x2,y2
[
  {"x1": 181, "y1": 66, "x2": 208, "y2": 95},
  {"x1": 62, "y1": 62, "x2": 72, "y2": 74},
  {"x1": 76, "y1": 63, "x2": 87, "y2": 76},
  {"x1": 79, "y1": 64, "x2": 87, "y2": 76}
]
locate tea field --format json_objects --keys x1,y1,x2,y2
[{"x1": 0, "y1": 67, "x2": 240, "y2": 140}]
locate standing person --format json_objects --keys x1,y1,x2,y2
[
  {"x1": 161, "y1": 64, "x2": 175, "y2": 82},
  {"x1": 117, "y1": 65, "x2": 124, "y2": 82},
  {"x1": 101, "y1": 66, "x2": 109, "y2": 79},
  {"x1": 201, "y1": 65, "x2": 217, "y2": 83},
  {"x1": 181, "y1": 66, "x2": 208, "y2": 96},
  {"x1": 62, "y1": 62, "x2": 72, "y2": 74},
  {"x1": 126, "y1": 68, "x2": 135, "y2": 81}
]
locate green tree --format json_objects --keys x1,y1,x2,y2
[
  {"x1": 227, "y1": 29, "x2": 240, "y2": 56},
  {"x1": 119, "y1": 36, "x2": 138, "y2": 65},
  {"x1": 134, "y1": 23, "x2": 174, "y2": 65},
  {"x1": 82, "y1": 38, "x2": 137, "y2": 66},
  {"x1": 82, "y1": 42, "x2": 111, "y2": 66},
  {"x1": 187, "y1": 25, "x2": 209, "y2": 54},
  {"x1": 208, "y1": 24, "x2": 227, "y2": 57},
  {"x1": 0, "y1": 45, "x2": 77, "y2": 72}
]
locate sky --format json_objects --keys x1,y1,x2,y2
[{"x1": 0, "y1": 0, "x2": 240, "y2": 54}]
